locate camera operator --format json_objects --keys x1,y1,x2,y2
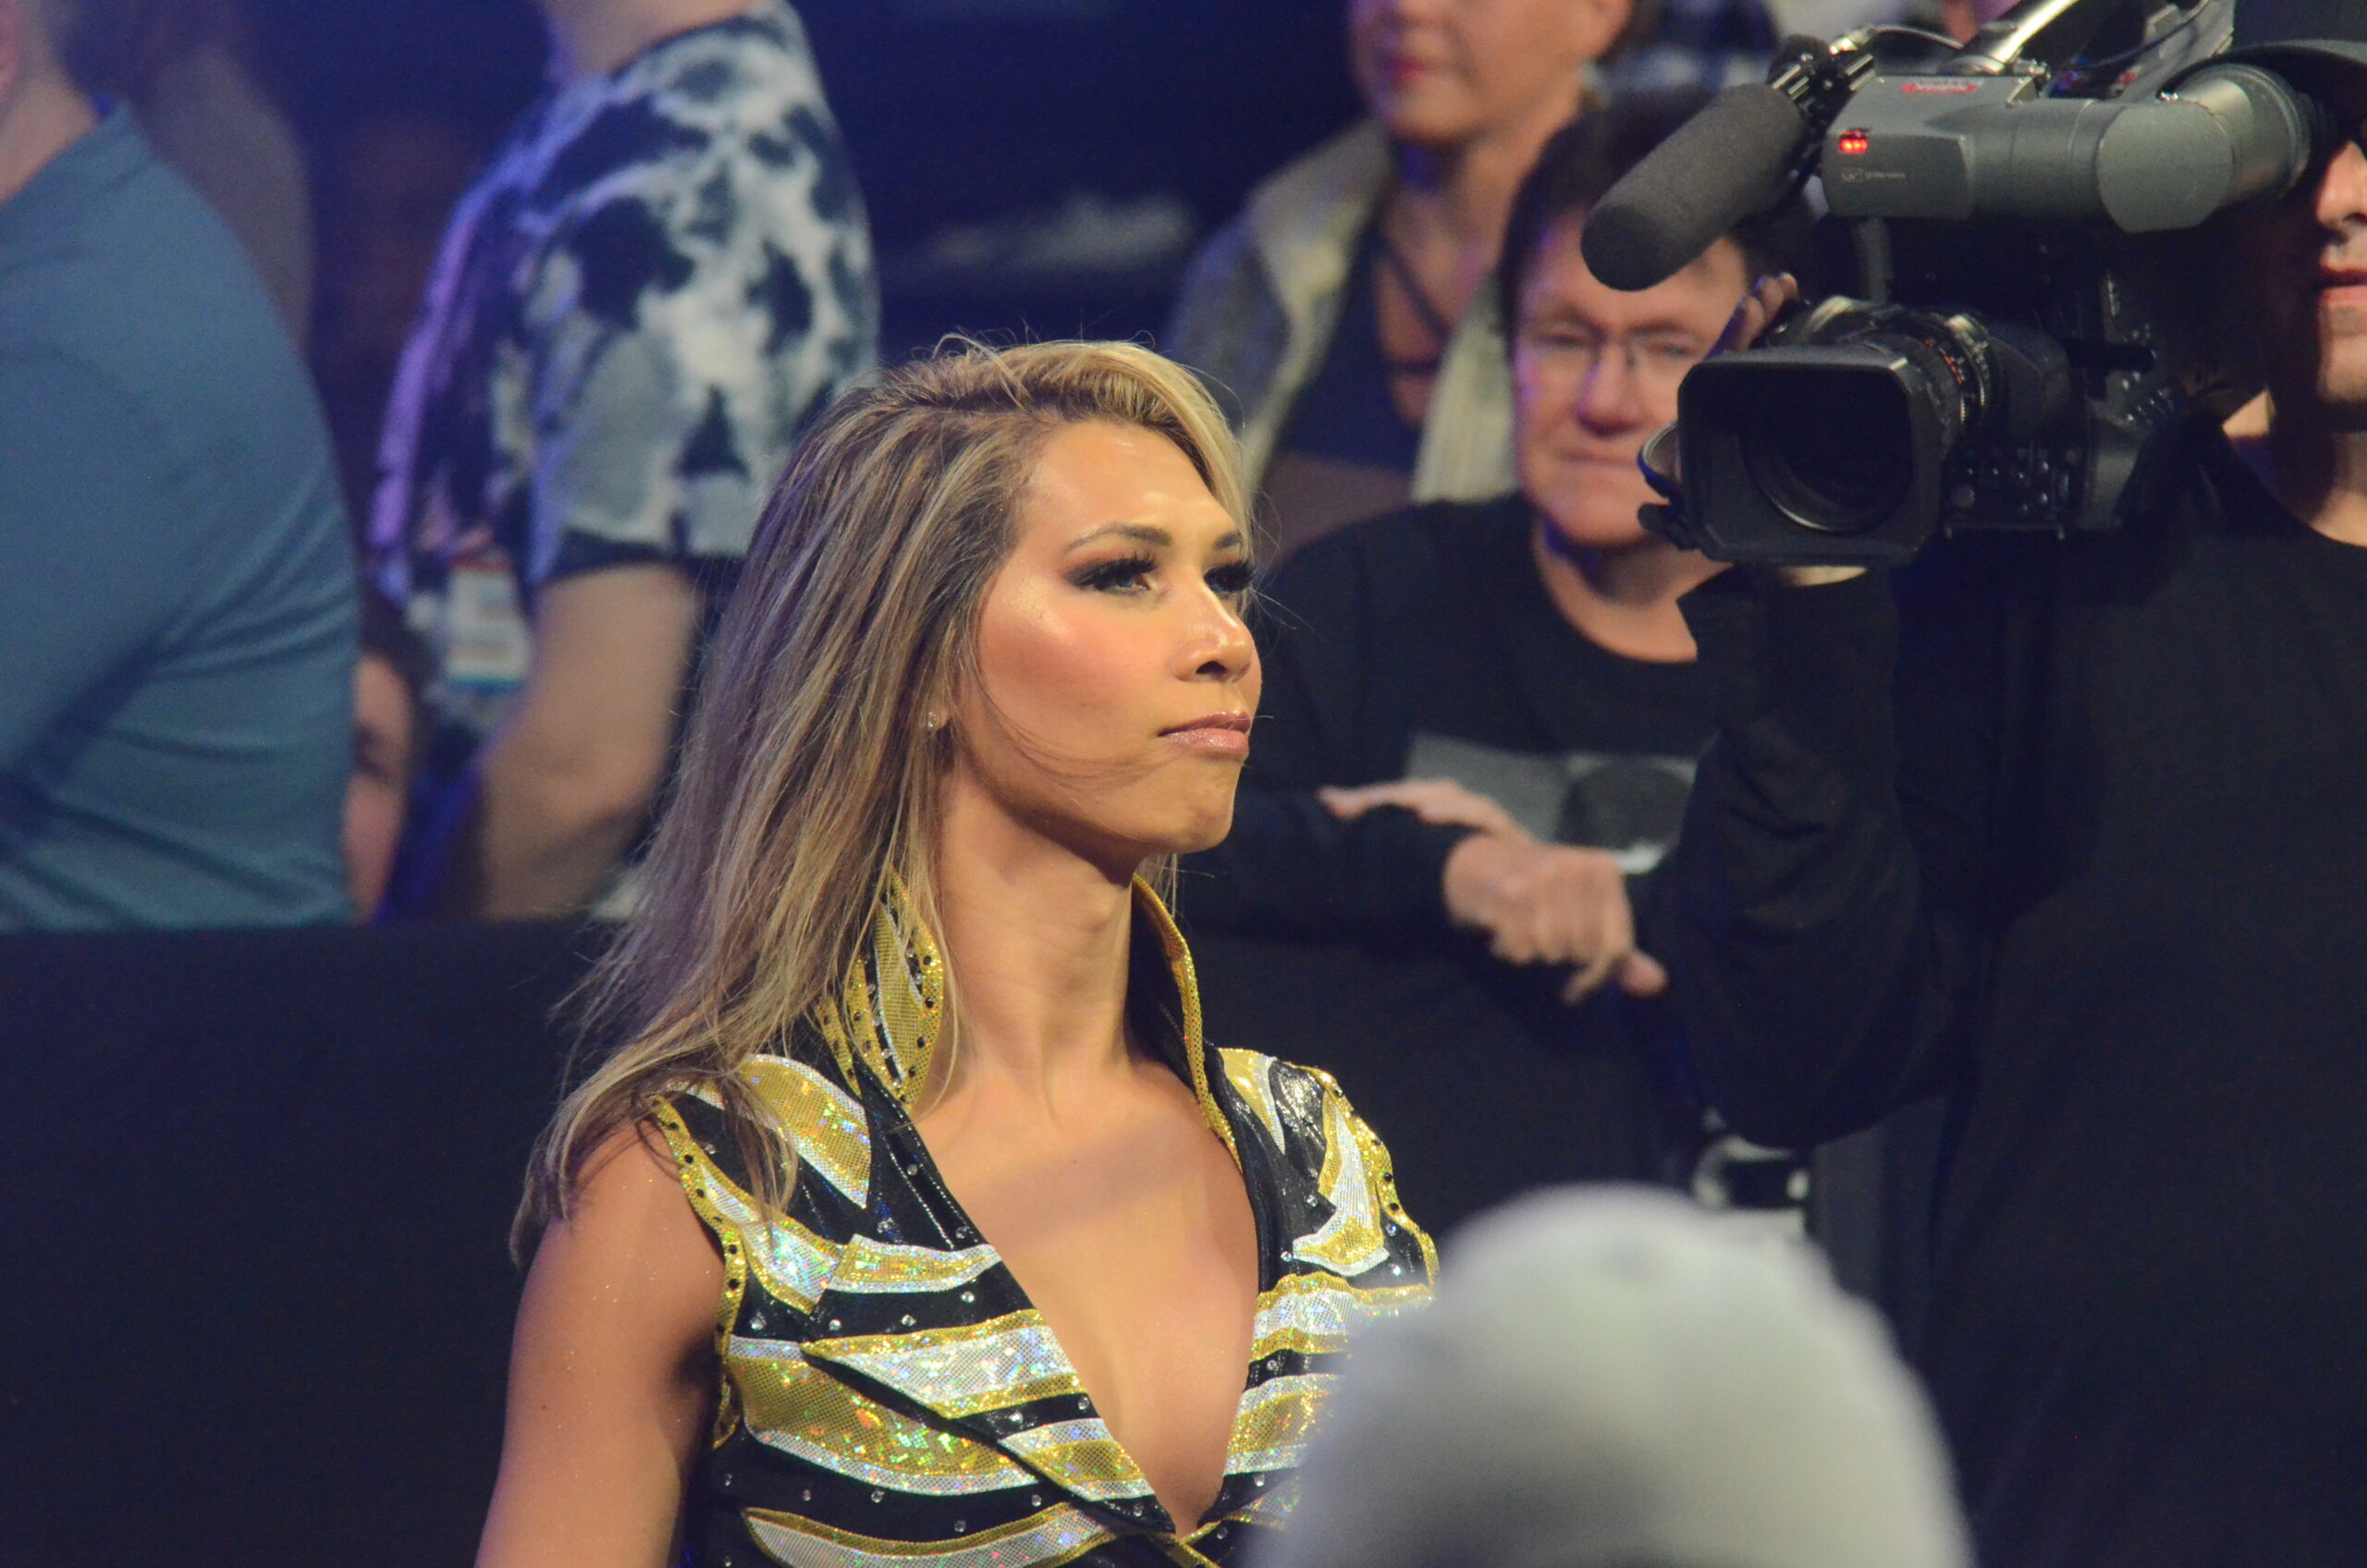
[{"x1": 1668, "y1": 4, "x2": 2367, "y2": 1561}]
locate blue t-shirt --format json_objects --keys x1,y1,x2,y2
[{"x1": 0, "y1": 106, "x2": 355, "y2": 929}]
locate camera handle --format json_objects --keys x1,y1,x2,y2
[
  {"x1": 1852, "y1": 219, "x2": 1895, "y2": 308},
  {"x1": 1950, "y1": 0, "x2": 2126, "y2": 77}
]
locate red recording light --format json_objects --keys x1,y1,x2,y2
[{"x1": 1837, "y1": 129, "x2": 1870, "y2": 155}]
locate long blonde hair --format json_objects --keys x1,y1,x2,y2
[{"x1": 518, "y1": 340, "x2": 1247, "y2": 1242}]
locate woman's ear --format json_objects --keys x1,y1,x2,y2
[{"x1": 1573, "y1": 0, "x2": 1638, "y2": 69}]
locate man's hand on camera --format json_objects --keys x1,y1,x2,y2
[
  {"x1": 1441, "y1": 832, "x2": 1670, "y2": 1005},
  {"x1": 1713, "y1": 272, "x2": 1800, "y2": 357},
  {"x1": 1319, "y1": 778, "x2": 1527, "y2": 839}
]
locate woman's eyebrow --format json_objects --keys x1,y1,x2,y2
[{"x1": 1063, "y1": 522, "x2": 1171, "y2": 552}]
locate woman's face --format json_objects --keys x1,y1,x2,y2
[
  {"x1": 951, "y1": 422, "x2": 1260, "y2": 870},
  {"x1": 1512, "y1": 214, "x2": 1747, "y2": 550},
  {"x1": 1349, "y1": 0, "x2": 1627, "y2": 150}
]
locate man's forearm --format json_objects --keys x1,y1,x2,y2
[
  {"x1": 457, "y1": 564, "x2": 701, "y2": 921},
  {"x1": 471, "y1": 729, "x2": 658, "y2": 920},
  {"x1": 1670, "y1": 570, "x2": 1978, "y2": 1146},
  {"x1": 1181, "y1": 788, "x2": 1467, "y2": 940}
]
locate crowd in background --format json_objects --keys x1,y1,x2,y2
[{"x1": 0, "y1": 0, "x2": 1988, "y2": 1561}]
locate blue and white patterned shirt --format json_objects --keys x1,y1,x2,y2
[{"x1": 369, "y1": 0, "x2": 876, "y2": 778}]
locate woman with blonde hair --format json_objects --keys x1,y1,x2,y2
[{"x1": 473, "y1": 340, "x2": 1434, "y2": 1568}]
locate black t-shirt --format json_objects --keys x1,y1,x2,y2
[
  {"x1": 1189, "y1": 493, "x2": 1712, "y2": 938},
  {"x1": 1672, "y1": 425, "x2": 2367, "y2": 1565},
  {"x1": 1182, "y1": 496, "x2": 1716, "y2": 1191}
]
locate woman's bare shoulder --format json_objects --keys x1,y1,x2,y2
[{"x1": 525, "y1": 1121, "x2": 724, "y2": 1348}]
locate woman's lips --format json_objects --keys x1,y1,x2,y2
[
  {"x1": 2320, "y1": 267, "x2": 2367, "y2": 300},
  {"x1": 1161, "y1": 713, "x2": 1252, "y2": 759}
]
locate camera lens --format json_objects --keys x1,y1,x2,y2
[{"x1": 1738, "y1": 375, "x2": 1914, "y2": 534}]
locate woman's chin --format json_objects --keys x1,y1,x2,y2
[
  {"x1": 1541, "y1": 501, "x2": 1657, "y2": 555},
  {"x1": 1135, "y1": 798, "x2": 1239, "y2": 861}
]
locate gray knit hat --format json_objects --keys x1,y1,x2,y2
[{"x1": 1261, "y1": 1188, "x2": 1969, "y2": 1568}]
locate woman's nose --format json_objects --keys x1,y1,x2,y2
[{"x1": 1185, "y1": 594, "x2": 1256, "y2": 680}]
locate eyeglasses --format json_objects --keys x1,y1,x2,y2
[{"x1": 1515, "y1": 325, "x2": 1711, "y2": 387}]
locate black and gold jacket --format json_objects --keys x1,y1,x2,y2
[{"x1": 652, "y1": 881, "x2": 1435, "y2": 1566}]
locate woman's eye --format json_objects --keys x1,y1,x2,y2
[
  {"x1": 1072, "y1": 554, "x2": 1158, "y2": 593},
  {"x1": 1207, "y1": 560, "x2": 1255, "y2": 596}
]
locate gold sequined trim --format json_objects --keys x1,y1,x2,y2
[
  {"x1": 742, "y1": 1055, "x2": 870, "y2": 1207},
  {"x1": 728, "y1": 1336, "x2": 1036, "y2": 1496},
  {"x1": 1225, "y1": 1372, "x2": 1330, "y2": 1474},
  {"x1": 1286, "y1": 1085, "x2": 1392, "y2": 1277},
  {"x1": 1249, "y1": 1272, "x2": 1429, "y2": 1361},
  {"x1": 1002, "y1": 1418, "x2": 1157, "y2": 1502},
  {"x1": 832, "y1": 873, "x2": 947, "y2": 1109},
  {"x1": 742, "y1": 1501, "x2": 1113, "y2": 1566},
  {"x1": 1342, "y1": 1089, "x2": 1439, "y2": 1282},
  {"x1": 1217, "y1": 1047, "x2": 1284, "y2": 1148},
  {"x1": 651, "y1": 1099, "x2": 749, "y2": 1446},
  {"x1": 805, "y1": 1310, "x2": 1085, "y2": 1419},
  {"x1": 688, "y1": 1170, "x2": 839, "y2": 1315},
  {"x1": 1132, "y1": 879, "x2": 1239, "y2": 1172}
]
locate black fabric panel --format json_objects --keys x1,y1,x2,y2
[{"x1": 0, "y1": 921, "x2": 602, "y2": 1568}]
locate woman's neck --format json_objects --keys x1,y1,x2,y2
[
  {"x1": 1530, "y1": 515, "x2": 1722, "y2": 663},
  {"x1": 1386, "y1": 84, "x2": 1588, "y2": 266},
  {"x1": 929, "y1": 787, "x2": 1140, "y2": 1107},
  {"x1": 538, "y1": 0, "x2": 756, "y2": 82}
]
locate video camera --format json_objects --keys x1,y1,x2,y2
[{"x1": 1587, "y1": 0, "x2": 2331, "y2": 566}]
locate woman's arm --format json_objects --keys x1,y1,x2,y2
[{"x1": 476, "y1": 1127, "x2": 725, "y2": 1568}]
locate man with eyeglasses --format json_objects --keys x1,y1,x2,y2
[
  {"x1": 1668, "y1": 0, "x2": 2367, "y2": 1560},
  {"x1": 1181, "y1": 92, "x2": 1809, "y2": 1202}
]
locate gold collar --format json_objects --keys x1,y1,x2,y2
[{"x1": 811, "y1": 876, "x2": 1237, "y2": 1169}]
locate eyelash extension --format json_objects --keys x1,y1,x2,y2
[
  {"x1": 1070, "y1": 554, "x2": 1256, "y2": 594},
  {"x1": 1071, "y1": 553, "x2": 1159, "y2": 591}
]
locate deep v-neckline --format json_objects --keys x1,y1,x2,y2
[
  {"x1": 877, "y1": 1055, "x2": 1272, "y2": 1536},
  {"x1": 805, "y1": 876, "x2": 1273, "y2": 1537}
]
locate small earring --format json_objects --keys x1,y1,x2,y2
[{"x1": 923, "y1": 711, "x2": 945, "y2": 732}]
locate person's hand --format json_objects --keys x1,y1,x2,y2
[
  {"x1": 1441, "y1": 833, "x2": 1670, "y2": 1004},
  {"x1": 1319, "y1": 778, "x2": 1526, "y2": 839},
  {"x1": 1712, "y1": 272, "x2": 1800, "y2": 356}
]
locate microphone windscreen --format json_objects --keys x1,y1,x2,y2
[{"x1": 1581, "y1": 83, "x2": 1808, "y2": 292}]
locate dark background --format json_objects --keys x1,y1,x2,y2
[
  {"x1": 256, "y1": 0, "x2": 1365, "y2": 353},
  {"x1": 0, "y1": 8, "x2": 1937, "y2": 1563}
]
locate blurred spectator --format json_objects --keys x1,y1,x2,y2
[
  {"x1": 1184, "y1": 95, "x2": 1807, "y2": 1180},
  {"x1": 347, "y1": 588, "x2": 432, "y2": 922},
  {"x1": 0, "y1": 0, "x2": 354, "y2": 929},
  {"x1": 370, "y1": 0, "x2": 877, "y2": 919},
  {"x1": 1262, "y1": 1187, "x2": 1969, "y2": 1568},
  {"x1": 1603, "y1": 0, "x2": 1779, "y2": 92},
  {"x1": 313, "y1": 106, "x2": 488, "y2": 519},
  {"x1": 1167, "y1": 0, "x2": 1633, "y2": 560},
  {"x1": 61, "y1": 0, "x2": 314, "y2": 346}
]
